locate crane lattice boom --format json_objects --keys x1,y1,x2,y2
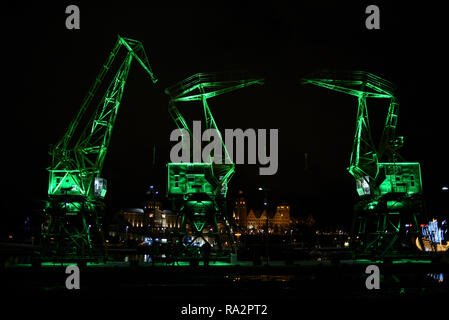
[{"x1": 48, "y1": 35, "x2": 157, "y2": 202}]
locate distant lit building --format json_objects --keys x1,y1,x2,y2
[
  {"x1": 417, "y1": 219, "x2": 449, "y2": 252},
  {"x1": 144, "y1": 200, "x2": 180, "y2": 230},
  {"x1": 233, "y1": 193, "x2": 292, "y2": 234},
  {"x1": 110, "y1": 208, "x2": 148, "y2": 242},
  {"x1": 272, "y1": 204, "x2": 291, "y2": 230},
  {"x1": 233, "y1": 192, "x2": 248, "y2": 227},
  {"x1": 121, "y1": 208, "x2": 150, "y2": 228},
  {"x1": 107, "y1": 201, "x2": 181, "y2": 242}
]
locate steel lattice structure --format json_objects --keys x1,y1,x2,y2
[
  {"x1": 165, "y1": 72, "x2": 263, "y2": 252},
  {"x1": 42, "y1": 35, "x2": 157, "y2": 263},
  {"x1": 302, "y1": 71, "x2": 426, "y2": 258}
]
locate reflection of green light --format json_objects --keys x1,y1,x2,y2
[
  {"x1": 391, "y1": 259, "x2": 432, "y2": 264},
  {"x1": 13, "y1": 260, "x2": 241, "y2": 268},
  {"x1": 13, "y1": 262, "x2": 109, "y2": 268},
  {"x1": 42, "y1": 262, "x2": 78, "y2": 267},
  {"x1": 12, "y1": 264, "x2": 33, "y2": 267},
  {"x1": 168, "y1": 162, "x2": 215, "y2": 167},
  {"x1": 355, "y1": 259, "x2": 383, "y2": 264},
  {"x1": 162, "y1": 261, "x2": 233, "y2": 266},
  {"x1": 210, "y1": 261, "x2": 232, "y2": 266},
  {"x1": 355, "y1": 259, "x2": 432, "y2": 264}
]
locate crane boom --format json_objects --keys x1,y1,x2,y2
[
  {"x1": 166, "y1": 73, "x2": 264, "y2": 194},
  {"x1": 49, "y1": 35, "x2": 157, "y2": 200},
  {"x1": 301, "y1": 71, "x2": 399, "y2": 195}
]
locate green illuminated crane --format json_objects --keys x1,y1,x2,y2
[
  {"x1": 302, "y1": 71, "x2": 425, "y2": 257},
  {"x1": 165, "y1": 72, "x2": 263, "y2": 251},
  {"x1": 42, "y1": 35, "x2": 157, "y2": 262}
]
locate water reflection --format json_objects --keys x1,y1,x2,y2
[{"x1": 230, "y1": 274, "x2": 296, "y2": 282}]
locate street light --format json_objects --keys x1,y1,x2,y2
[
  {"x1": 125, "y1": 225, "x2": 129, "y2": 247},
  {"x1": 258, "y1": 187, "x2": 270, "y2": 265},
  {"x1": 442, "y1": 186, "x2": 448, "y2": 191}
]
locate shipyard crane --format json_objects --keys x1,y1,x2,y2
[
  {"x1": 302, "y1": 71, "x2": 425, "y2": 258},
  {"x1": 41, "y1": 35, "x2": 157, "y2": 263},
  {"x1": 165, "y1": 72, "x2": 263, "y2": 257}
]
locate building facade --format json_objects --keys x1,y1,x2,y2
[
  {"x1": 233, "y1": 194, "x2": 292, "y2": 234},
  {"x1": 107, "y1": 200, "x2": 181, "y2": 242}
]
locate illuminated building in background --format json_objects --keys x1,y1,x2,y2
[
  {"x1": 233, "y1": 191, "x2": 248, "y2": 228},
  {"x1": 246, "y1": 209, "x2": 265, "y2": 230},
  {"x1": 233, "y1": 193, "x2": 292, "y2": 234},
  {"x1": 121, "y1": 208, "x2": 149, "y2": 228},
  {"x1": 111, "y1": 208, "x2": 148, "y2": 242},
  {"x1": 107, "y1": 201, "x2": 181, "y2": 242},
  {"x1": 416, "y1": 219, "x2": 449, "y2": 252},
  {"x1": 426, "y1": 219, "x2": 445, "y2": 243},
  {"x1": 144, "y1": 200, "x2": 181, "y2": 230},
  {"x1": 272, "y1": 205, "x2": 291, "y2": 229},
  {"x1": 117, "y1": 202, "x2": 167, "y2": 229}
]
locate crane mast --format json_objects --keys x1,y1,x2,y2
[{"x1": 42, "y1": 35, "x2": 157, "y2": 262}]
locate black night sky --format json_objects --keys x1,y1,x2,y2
[{"x1": 2, "y1": 1, "x2": 449, "y2": 230}]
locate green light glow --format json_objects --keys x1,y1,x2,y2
[
  {"x1": 378, "y1": 162, "x2": 422, "y2": 195},
  {"x1": 302, "y1": 71, "x2": 425, "y2": 258},
  {"x1": 391, "y1": 259, "x2": 432, "y2": 264},
  {"x1": 166, "y1": 73, "x2": 263, "y2": 248},
  {"x1": 167, "y1": 163, "x2": 231, "y2": 196},
  {"x1": 49, "y1": 35, "x2": 157, "y2": 200},
  {"x1": 302, "y1": 71, "x2": 399, "y2": 194},
  {"x1": 43, "y1": 35, "x2": 157, "y2": 260}
]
